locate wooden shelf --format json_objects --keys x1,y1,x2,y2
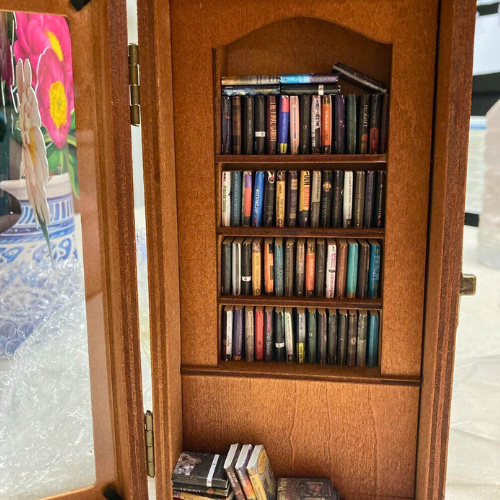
[
  {"x1": 216, "y1": 154, "x2": 387, "y2": 167},
  {"x1": 219, "y1": 295, "x2": 382, "y2": 310},
  {"x1": 217, "y1": 226, "x2": 385, "y2": 239},
  {"x1": 182, "y1": 361, "x2": 419, "y2": 386}
]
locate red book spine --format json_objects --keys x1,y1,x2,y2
[{"x1": 255, "y1": 307, "x2": 264, "y2": 360}]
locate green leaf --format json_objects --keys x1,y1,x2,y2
[
  {"x1": 68, "y1": 153, "x2": 80, "y2": 198},
  {"x1": 46, "y1": 144, "x2": 62, "y2": 174},
  {"x1": 39, "y1": 218, "x2": 54, "y2": 265},
  {"x1": 70, "y1": 110, "x2": 76, "y2": 130}
]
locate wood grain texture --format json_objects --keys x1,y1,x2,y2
[
  {"x1": 416, "y1": 0, "x2": 477, "y2": 499},
  {"x1": 137, "y1": 0, "x2": 184, "y2": 498},
  {"x1": 183, "y1": 375, "x2": 419, "y2": 499},
  {"x1": 0, "y1": 1, "x2": 148, "y2": 499}
]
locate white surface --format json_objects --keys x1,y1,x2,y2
[{"x1": 473, "y1": 12, "x2": 500, "y2": 76}]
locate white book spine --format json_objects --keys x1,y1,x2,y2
[
  {"x1": 222, "y1": 171, "x2": 232, "y2": 227},
  {"x1": 325, "y1": 240, "x2": 337, "y2": 298}
]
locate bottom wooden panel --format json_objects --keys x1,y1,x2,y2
[{"x1": 182, "y1": 375, "x2": 419, "y2": 500}]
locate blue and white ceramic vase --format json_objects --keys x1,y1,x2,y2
[{"x1": 0, "y1": 173, "x2": 77, "y2": 263}]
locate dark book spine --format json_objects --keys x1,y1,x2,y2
[
  {"x1": 310, "y1": 170, "x2": 321, "y2": 228},
  {"x1": 245, "y1": 306, "x2": 254, "y2": 362},
  {"x1": 331, "y1": 170, "x2": 344, "y2": 228},
  {"x1": 281, "y1": 73, "x2": 339, "y2": 84},
  {"x1": 322, "y1": 95, "x2": 332, "y2": 154},
  {"x1": 275, "y1": 308, "x2": 285, "y2": 362},
  {"x1": 281, "y1": 83, "x2": 340, "y2": 95},
  {"x1": 263, "y1": 171, "x2": 276, "y2": 227},
  {"x1": 320, "y1": 170, "x2": 333, "y2": 228},
  {"x1": 243, "y1": 95, "x2": 254, "y2": 154},
  {"x1": 357, "y1": 311, "x2": 368, "y2": 367},
  {"x1": 379, "y1": 93, "x2": 389, "y2": 154},
  {"x1": 299, "y1": 95, "x2": 311, "y2": 154},
  {"x1": 221, "y1": 96, "x2": 232, "y2": 154},
  {"x1": 222, "y1": 84, "x2": 280, "y2": 96},
  {"x1": 358, "y1": 94, "x2": 370, "y2": 154},
  {"x1": 311, "y1": 95, "x2": 322, "y2": 154},
  {"x1": 221, "y1": 238, "x2": 232, "y2": 295},
  {"x1": 274, "y1": 239, "x2": 284, "y2": 297},
  {"x1": 315, "y1": 239, "x2": 326, "y2": 298},
  {"x1": 278, "y1": 95, "x2": 290, "y2": 154},
  {"x1": 317, "y1": 309, "x2": 328, "y2": 365},
  {"x1": 369, "y1": 93, "x2": 382, "y2": 154},
  {"x1": 222, "y1": 306, "x2": 233, "y2": 361},
  {"x1": 222, "y1": 75, "x2": 280, "y2": 85},
  {"x1": 298, "y1": 170, "x2": 311, "y2": 228},
  {"x1": 232, "y1": 96, "x2": 242, "y2": 155},
  {"x1": 276, "y1": 171, "x2": 286, "y2": 227},
  {"x1": 284, "y1": 239, "x2": 295, "y2": 297},
  {"x1": 363, "y1": 171, "x2": 376, "y2": 228},
  {"x1": 307, "y1": 308, "x2": 317, "y2": 364},
  {"x1": 241, "y1": 239, "x2": 253, "y2": 296},
  {"x1": 233, "y1": 307, "x2": 244, "y2": 361},
  {"x1": 367, "y1": 311, "x2": 379, "y2": 368},
  {"x1": 231, "y1": 171, "x2": 242, "y2": 226},
  {"x1": 353, "y1": 171, "x2": 365, "y2": 229},
  {"x1": 334, "y1": 94, "x2": 345, "y2": 154},
  {"x1": 286, "y1": 171, "x2": 298, "y2": 227},
  {"x1": 327, "y1": 309, "x2": 337, "y2": 365},
  {"x1": 267, "y1": 95, "x2": 277, "y2": 154},
  {"x1": 357, "y1": 242, "x2": 370, "y2": 299},
  {"x1": 264, "y1": 308, "x2": 274, "y2": 361},
  {"x1": 332, "y1": 62, "x2": 388, "y2": 94},
  {"x1": 264, "y1": 238, "x2": 274, "y2": 295},
  {"x1": 226, "y1": 465, "x2": 245, "y2": 500},
  {"x1": 254, "y1": 95, "x2": 266, "y2": 154},
  {"x1": 337, "y1": 310, "x2": 348, "y2": 366},
  {"x1": 346, "y1": 94, "x2": 357, "y2": 154},
  {"x1": 347, "y1": 310, "x2": 358, "y2": 366},
  {"x1": 375, "y1": 171, "x2": 386, "y2": 228}
]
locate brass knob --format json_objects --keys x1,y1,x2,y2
[{"x1": 460, "y1": 273, "x2": 476, "y2": 296}]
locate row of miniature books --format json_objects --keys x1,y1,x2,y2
[
  {"x1": 221, "y1": 170, "x2": 385, "y2": 229},
  {"x1": 221, "y1": 238, "x2": 381, "y2": 301},
  {"x1": 220, "y1": 63, "x2": 388, "y2": 156},
  {"x1": 171, "y1": 447, "x2": 340, "y2": 500},
  {"x1": 222, "y1": 306, "x2": 379, "y2": 367}
]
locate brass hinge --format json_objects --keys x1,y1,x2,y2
[
  {"x1": 460, "y1": 273, "x2": 476, "y2": 296},
  {"x1": 128, "y1": 44, "x2": 141, "y2": 126},
  {"x1": 145, "y1": 410, "x2": 155, "y2": 478}
]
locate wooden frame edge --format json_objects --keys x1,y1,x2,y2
[{"x1": 416, "y1": 0, "x2": 476, "y2": 498}]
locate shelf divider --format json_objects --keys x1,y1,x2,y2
[
  {"x1": 217, "y1": 227, "x2": 384, "y2": 239},
  {"x1": 216, "y1": 154, "x2": 387, "y2": 166}
]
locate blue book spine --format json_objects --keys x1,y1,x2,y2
[
  {"x1": 231, "y1": 171, "x2": 242, "y2": 226},
  {"x1": 280, "y1": 74, "x2": 339, "y2": 84},
  {"x1": 367, "y1": 242, "x2": 381, "y2": 299},
  {"x1": 274, "y1": 240, "x2": 284, "y2": 296},
  {"x1": 278, "y1": 96, "x2": 290, "y2": 154},
  {"x1": 252, "y1": 171, "x2": 265, "y2": 227},
  {"x1": 367, "y1": 311, "x2": 379, "y2": 367},
  {"x1": 232, "y1": 307, "x2": 244, "y2": 360},
  {"x1": 346, "y1": 241, "x2": 358, "y2": 298}
]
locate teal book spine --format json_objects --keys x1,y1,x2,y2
[
  {"x1": 368, "y1": 241, "x2": 381, "y2": 299},
  {"x1": 274, "y1": 239, "x2": 284, "y2": 297},
  {"x1": 367, "y1": 311, "x2": 380, "y2": 367},
  {"x1": 346, "y1": 240, "x2": 359, "y2": 299},
  {"x1": 346, "y1": 94, "x2": 357, "y2": 154},
  {"x1": 307, "y1": 308, "x2": 317, "y2": 364},
  {"x1": 231, "y1": 171, "x2": 242, "y2": 226}
]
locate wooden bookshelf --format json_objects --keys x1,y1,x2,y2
[
  {"x1": 216, "y1": 154, "x2": 387, "y2": 164},
  {"x1": 217, "y1": 227, "x2": 385, "y2": 238},
  {"x1": 218, "y1": 296, "x2": 382, "y2": 310}
]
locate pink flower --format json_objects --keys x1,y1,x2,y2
[
  {"x1": 36, "y1": 49, "x2": 74, "y2": 149},
  {"x1": 0, "y1": 12, "x2": 13, "y2": 88},
  {"x1": 13, "y1": 12, "x2": 73, "y2": 87}
]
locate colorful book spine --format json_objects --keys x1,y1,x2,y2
[
  {"x1": 232, "y1": 96, "x2": 242, "y2": 155},
  {"x1": 235, "y1": 445, "x2": 257, "y2": 500},
  {"x1": 255, "y1": 307, "x2": 264, "y2": 361},
  {"x1": 298, "y1": 170, "x2": 311, "y2": 227},
  {"x1": 332, "y1": 170, "x2": 344, "y2": 228},
  {"x1": 221, "y1": 95, "x2": 232, "y2": 154},
  {"x1": 368, "y1": 240, "x2": 381, "y2": 299},
  {"x1": 310, "y1": 170, "x2": 321, "y2": 228},
  {"x1": 353, "y1": 171, "x2": 365, "y2": 228},
  {"x1": 367, "y1": 311, "x2": 380, "y2": 368},
  {"x1": 267, "y1": 95, "x2": 277, "y2": 154},
  {"x1": 327, "y1": 309, "x2": 337, "y2": 365},
  {"x1": 274, "y1": 238, "x2": 284, "y2": 297},
  {"x1": 307, "y1": 308, "x2": 317, "y2": 364},
  {"x1": 224, "y1": 443, "x2": 245, "y2": 500},
  {"x1": 221, "y1": 171, "x2": 231, "y2": 227},
  {"x1": 375, "y1": 171, "x2": 385, "y2": 228},
  {"x1": 243, "y1": 96, "x2": 254, "y2": 154},
  {"x1": 276, "y1": 171, "x2": 286, "y2": 227},
  {"x1": 325, "y1": 239, "x2": 337, "y2": 298},
  {"x1": 347, "y1": 310, "x2": 358, "y2": 366},
  {"x1": 357, "y1": 310, "x2": 368, "y2": 367},
  {"x1": 278, "y1": 96, "x2": 290, "y2": 154},
  {"x1": 242, "y1": 171, "x2": 253, "y2": 226},
  {"x1": 263, "y1": 171, "x2": 275, "y2": 227},
  {"x1": 254, "y1": 95, "x2": 266, "y2": 154},
  {"x1": 252, "y1": 171, "x2": 264, "y2": 227},
  {"x1": 264, "y1": 238, "x2": 274, "y2": 295},
  {"x1": 232, "y1": 237, "x2": 243, "y2": 296},
  {"x1": 221, "y1": 237, "x2": 233, "y2": 295},
  {"x1": 334, "y1": 94, "x2": 345, "y2": 154},
  {"x1": 275, "y1": 307, "x2": 285, "y2": 362},
  {"x1": 222, "y1": 85, "x2": 281, "y2": 96},
  {"x1": 296, "y1": 308, "x2": 306, "y2": 364},
  {"x1": 369, "y1": 93, "x2": 382, "y2": 154},
  {"x1": 357, "y1": 239, "x2": 370, "y2": 299},
  {"x1": 241, "y1": 237, "x2": 253, "y2": 296},
  {"x1": 358, "y1": 94, "x2": 370, "y2": 154},
  {"x1": 222, "y1": 306, "x2": 233, "y2": 361},
  {"x1": 363, "y1": 170, "x2": 376, "y2": 228},
  {"x1": 245, "y1": 306, "x2": 255, "y2": 362},
  {"x1": 317, "y1": 308, "x2": 328, "y2": 365},
  {"x1": 286, "y1": 171, "x2": 298, "y2": 227},
  {"x1": 296, "y1": 238, "x2": 306, "y2": 297},
  {"x1": 233, "y1": 306, "x2": 244, "y2": 360},
  {"x1": 346, "y1": 239, "x2": 358, "y2": 299},
  {"x1": 320, "y1": 170, "x2": 333, "y2": 228},
  {"x1": 222, "y1": 75, "x2": 280, "y2": 85},
  {"x1": 379, "y1": 93, "x2": 389, "y2": 154},
  {"x1": 343, "y1": 171, "x2": 353, "y2": 228},
  {"x1": 284, "y1": 307, "x2": 294, "y2": 362},
  {"x1": 305, "y1": 238, "x2": 316, "y2": 298},
  {"x1": 337, "y1": 309, "x2": 348, "y2": 366},
  {"x1": 299, "y1": 95, "x2": 311, "y2": 154},
  {"x1": 332, "y1": 63, "x2": 388, "y2": 94},
  {"x1": 252, "y1": 238, "x2": 262, "y2": 296},
  {"x1": 264, "y1": 307, "x2": 274, "y2": 361},
  {"x1": 231, "y1": 171, "x2": 242, "y2": 226},
  {"x1": 336, "y1": 239, "x2": 348, "y2": 299},
  {"x1": 311, "y1": 95, "x2": 321, "y2": 154},
  {"x1": 289, "y1": 95, "x2": 300, "y2": 154},
  {"x1": 284, "y1": 238, "x2": 295, "y2": 297},
  {"x1": 280, "y1": 73, "x2": 339, "y2": 84},
  {"x1": 321, "y1": 95, "x2": 332, "y2": 154},
  {"x1": 281, "y1": 83, "x2": 340, "y2": 95},
  {"x1": 346, "y1": 94, "x2": 357, "y2": 154},
  {"x1": 315, "y1": 238, "x2": 326, "y2": 298}
]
